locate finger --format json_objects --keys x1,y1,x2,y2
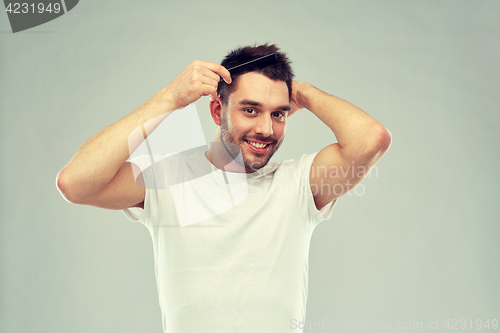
[
  {"x1": 199, "y1": 75, "x2": 219, "y2": 89},
  {"x1": 200, "y1": 84, "x2": 218, "y2": 100},
  {"x1": 215, "y1": 65, "x2": 231, "y2": 85},
  {"x1": 197, "y1": 61, "x2": 231, "y2": 84},
  {"x1": 198, "y1": 67, "x2": 220, "y2": 85}
]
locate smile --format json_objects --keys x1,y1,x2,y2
[{"x1": 245, "y1": 140, "x2": 271, "y2": 153}]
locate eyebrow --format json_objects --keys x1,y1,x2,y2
[{"x1": 238, "y1": 99, "x2": 290, "y2": 112}]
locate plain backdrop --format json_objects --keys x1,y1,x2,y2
[{"x1": 1, "y1": 1, "x2": 499, "y2": 332}]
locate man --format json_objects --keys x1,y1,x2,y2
[{"x1": 56, "y1": 44, "x2": 391, "y2": 332}]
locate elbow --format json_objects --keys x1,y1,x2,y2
[
  {"x1": 363, "y1": 124, "x2": 392, "y2": 160},
  {"x1": 56, "y1": 170, "x2": 83, "y2": 204},
  {"x1": 340, "y1": 124, "x2": 392, "y2": 164},
  {"x1": 375, "y1": 124, "x2": 392, "y2": 153}
]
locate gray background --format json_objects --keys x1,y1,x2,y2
[{"x1": 1, "y1": 0, "x2": 499, "y2": 332}]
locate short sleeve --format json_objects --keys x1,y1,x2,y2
[
  {"x1": 122, "y1": 154, "x2": 166, "y2": 225},
  {"x1": 298, "y1": 152, "x2": 337, "y2": 224}
]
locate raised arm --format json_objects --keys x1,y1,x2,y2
[
  {"x1": 289, "y1": 81, "x2": 392, "y2": 211},
  {"x1": 56, "y1": 61, "x2": 231, "y2": 210}
]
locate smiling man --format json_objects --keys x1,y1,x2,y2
[
  {"x1": 209, "y1": 72, "x2": 289, "y2": 173},
  {"x1": 56, "y1": 44, "x2": 391, "y2": 333}
]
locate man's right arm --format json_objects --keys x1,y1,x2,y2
[{"x1": 56, "y1": 61, "x2": 231, "y2": 210}]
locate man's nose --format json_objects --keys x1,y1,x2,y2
[{"x1": 254, "y1": 114, "x2": 273, "y2": 137}]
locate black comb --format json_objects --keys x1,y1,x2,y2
[{"x1": 220, "y1": 53, "x2": 278, "y2": 82}]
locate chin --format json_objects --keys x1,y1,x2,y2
[{"x1": 242, "y1": 149, "x2": 274, "y2": 171}]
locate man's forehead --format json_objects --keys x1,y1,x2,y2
[{"x1": 228, "y1": 72, "x2": 289, "y2": 106}]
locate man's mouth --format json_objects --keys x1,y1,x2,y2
[{"x1": 245, "y1": 140, "x2": 272, "y2": 153}]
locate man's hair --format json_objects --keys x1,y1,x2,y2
[{"x1": 217, "y1": 43, "x2": 294, "y2": 105}]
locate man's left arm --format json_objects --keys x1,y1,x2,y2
[{"x1": 290, "y1": 81, "x2": 392, "y2": 211}]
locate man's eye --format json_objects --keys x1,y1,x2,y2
[
  {"x1": 272, "y1": 112, "x2": 285, "y2": 118},
  {"x1": 245, "y1": 109, "x2": 256, "y2": 114}
]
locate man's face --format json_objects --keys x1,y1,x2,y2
[{"x1": 219, "y1": 72, "x2": 290, "y2": 172}]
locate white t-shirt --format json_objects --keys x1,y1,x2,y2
[{"x1": 123, "y1": 149, "x2": 336, "y2": 333}]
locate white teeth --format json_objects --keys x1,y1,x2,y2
[{"x1": 247, "y1": 141, "x2": 267, "y2": 149}]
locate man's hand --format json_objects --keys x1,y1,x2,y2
[
  {"x1": 161, "y1": 60, "x2": 232, "y2": 111},
  {"x1": 288, "y1": 80, "x2": 312, "y2": 116}
]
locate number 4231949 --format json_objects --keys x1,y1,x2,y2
[
  {"x1": 5, "y1": 2, "x2": 62, "y2": 14},
  {"x1": 443, "y1": 319, "x2": 498, "y2": 330}
]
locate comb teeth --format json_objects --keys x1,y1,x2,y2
[{"x1": 220, "y1": 53, "x2": 278, "y2": 82}]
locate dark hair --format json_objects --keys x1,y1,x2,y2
[{"x1": 217, "y1": 43, "x2": 294, "y2": 105}]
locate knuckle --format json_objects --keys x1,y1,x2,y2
[{"x1": 193, "y1": 65, "x2": 202, "y2": 73}]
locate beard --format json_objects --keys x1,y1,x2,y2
[{"x1": 220, "y1": 111, "x2": 284, "y2": 171}]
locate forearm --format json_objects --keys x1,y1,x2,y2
[
  {"x1": 57, "y1": 87, "x2": 175, "y2": 201},
  {"x1": 298, "y1": 82, "x2": 391, "y2": 160}
]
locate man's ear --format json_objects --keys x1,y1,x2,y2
[{"x1": 209, "y1": 97, "x2": 223, "y2": 126}]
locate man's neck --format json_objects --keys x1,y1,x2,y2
[{"x1": 205, "y1": 144, "x2": 256, "y2": 173}]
